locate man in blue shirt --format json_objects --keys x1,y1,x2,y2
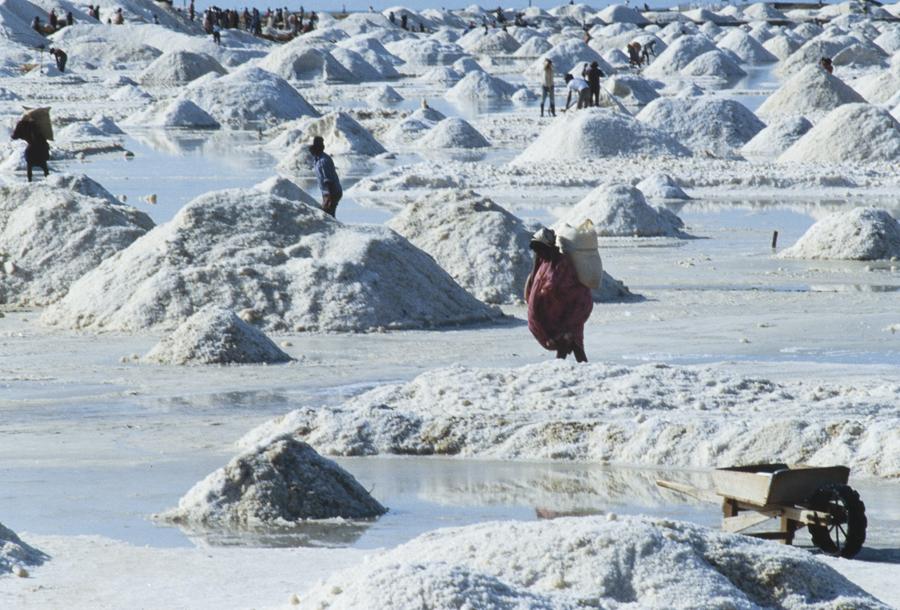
[{"x1": 309, "y1": 136, "x2": 342, "y2": 217}]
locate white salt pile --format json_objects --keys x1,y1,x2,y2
[
  {"x1": 386, "y1": 190, "x2": 531, "y2": 304},
  {"x1": 42, "y1": 188, "x2": 500, "y2": 332},
  {"x1": 603, "y1": 74, "x2": 660, "y2": 106},
  {"x1": 278, "y1": 112, "x2": 386, "y2": 160},
  {"x1": 138, "y1": 50, "x2": 227, "y2": 86},
  {"x1": 637, "y1": 98, "x2": 764, "y2": 158},
  {"x1": 110, "y1": 84, "x2": 153, "y2": 103},
  {"x1": 253, "y1": 176, "x2": 318, "y2": 207},
  {"x1": 853, "y1": 63, "x2": 900, "y2": 104},
  {"x1": 417, "y1": 65, "x2": 462, "y2": 84},
  {"x1": 417, "y1": 118, "x2": 490, "y2": 149},
  {"x1": 742, "y1": 116, "x2": 813, "y2": 157},
  {"x1": 124, "y1": 99, "x2": 220, "y2": 129},
  {"x1": 297, "y1": 516, "x2": 885, "y2": 610},
  {"x1": 159, "y1": 435, "x2": 385, "y2": 527},
  {"x1": 779, "y1": 207, "x2": 900, "y2": 260},
  {"x1": 643, "y1": 35, "x2": 717, "y2": 77},
  {"x1": 525, "y1": 39, "x2": 611, "y2": 78},
  {"x1": 385, "y1": 38, "x2": 465, "y2": 65},
  {"x1": 144, "y1": 307, "x2": 292, "y2": 365},
  {"x1": 832, "y1": 43, "x2": 888, "y2": 68},
  {"x1": 367, "y1": 84, "x2": 403, "y2": 104},
  {"x1": 90, "y1": 115, "x2": 125, "y2": 136},
  {"x1": 514, "y1": 108, "x2": 691, "y2": 163},
  {"x1": 258, "y1": 44, "x2": 354, "y2": 83},
  {"x1": 240, "y1": 360, "x2": 900, "y2": 477},
  {"x1": 445, "y1": 70, "x2": 518, "y2": 100},
  {"x1": 559, "y1": 183, "x2": 685, "y2": 237},
  {"x1": 777, "y1": 36, "x2": 864, "y2": 77},
  {"x1": 679, "y1": 49, "x2": 747, "y2": 79},
  {"x1": 0, "y1": 178, "x2": 153, "y2": 307},
  {"x1": 716, "y1": 28, "x2": 778, "y2": 64},
  {"x1": 329, "y1": 47, "x2": 389, "y2": 81},
  {"x1": 513, "y1": 36, "x2": 552, "y2": 58},
  {"x1": 597, "y1": 4, "x2": 648, "y2": 24},
  {"x1": 756, "y1": 64, "x2": 865, "y2": 120},
  {"x1": 459, "y1": 28, "x2": 521, "y2": 55},
  {"x1": 1, "y1": 521, "x2": 47, "y2": 576},
  {"x1": 778, "y1": 104, "x2": 900, "y2": 163},
  {"x1": 179, "y1": 66, "x2": 319, "y2": 128},
  {"x1": 56, "y1": 122, "x2": 109, "y2": 142},
  {"x1": 636, "y1": 173, "x2": 690, "y2": 200},
  {"x1": 382, "y1": 107, "x2": 447, "y2": 145},
  {"x1": 763, "y1": 34, "x2": 801, "y2": 61}
]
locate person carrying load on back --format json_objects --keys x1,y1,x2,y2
[
  {"x1": 12, "y1": 107, "x2": 53, "y2": 183},
  {"x1": 819, "y1": 56, "x2": 833, "y2": 74},
  {"x1": 627, "y1": 42, "x2": 642, "y2": 68},
  {"x1": 563, "y1": 73, "x2": 590, "y2": 111},
  {"x1": 309, "y1": 136, "x2": 342, "y2": 218},
  {"x1": 524, "y1": 227, "x2": 595, "y2": 362},
  {"x1": 541, "y1": 58, "x2": 555, "y2": 117},
  {"x1": 586, "y1": 61, "x2": 604, "y2": 107}
]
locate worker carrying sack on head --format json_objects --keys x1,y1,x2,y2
[{"x1": 12, "y1": 107, "x2": 53, "y2": 183}]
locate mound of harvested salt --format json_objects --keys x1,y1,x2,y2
[
  {"x1": 636, "y1": 173, "x2": 690, "y2": 200},
  {"x1": 386, "y1": 190, "x2": 531, "y2": 304},
  {"x1": 763, "y1": 34, "x2": 801, "y2": 61},
  {"x1": 679, "y1": 49, "x2": 747, "y2": 79},
  {"x1": 258, "y1": 44, "x2": 355, "y2": 83},
  {"x1": 144, "y1": 307, "x2": 291, "y2": 365},
  {"x1": 643, "y1": 35, "x2": 717, "y2": 77},
  {"x1": 525, "y1": 39, "x2": 612, "y2": 78},
  {"x1": 159, "y1": 436, "x2": 384, "y2": 527},
  {"x1": 451, "y1": 56, "x2": 486, "y2": 74},
  {"x1": 110, "y1": 84, "x2": 153, "y2": 103},
  {"x1": 637, "y1": 97, "x2": 763, "y2": 158},
  {"x1": 239, "y1": 360, "x2": 900, "y2": 477},
  {"x1": 778, "y1": 103, "x2": 900, "y2": 163},
  {"x1": 1, "y1": 521, "x2": 47, "y2": 576},
  {"x1": 756, "y1": 64, "x2": 865, "y2": 120},
  {"x1": 853, "y1": 63, "x2": 900, "y2": 104},
  {"x1": 459, "y1": 28, "x2": 521, "y2": 55},
  {"x1": 741, "y1": 116, "x2": 813, "y2": 157},
  {"x1": 179, "y1": 66, "x2": 318, "y2": 128},
  {"x1": 417, "y1": 118, "x2": 490, "y2": 149},
  {"x1": 777, "y1": 35, "x2": 864, "y2": 77},
  {"x1": 559, "y1": 183, "x2": 685, "y2": 237},
  {"x1": 382, "y1": 107, "x2": 447, "y2": 145},
  {"x1": 716, "y1": 28, "x2": 777, "y2": 64},
  {"x1": 603, "y1": 74, "x2": 659, "y2": 106},
  {"x1": 42, "y1": 188, "x2": 500, "y2": 332},
  {"x1": 385, "y1": 39, "x2": 465, "y2": 65},
  {"x1": 330, "y1": 47, "x2": 390, "y2": 81},
  {"x1": 0, "y1": 178, "x2": 153, "y2": 307},
  {"x1": 283, "y1": 112, "x2": 386, "y2": 159},
  {"x1": 417, "y1": 66, "x2": 462, "y2": 84},
  {"x1": 597, "y1": 4, "x2": 648, "y2": 24},
  {"x1": 445, "y1": 71, "x2": 518, "y2": 100},
  {"x1": 512, "y1": 36, "x2": 552, "y2": 58},
  {"x1": 514, "y1": 108, "x2": 690, "y2": 163},
  {"x1": 367, "y1": 84, "x2": 403, "y2": 104},
  {"x1": 297, "y1": 516, "x2": 883, "y2": 610},
  {"x1": 253, "y1": 176, "x2": 318, "y2": 207},
  {"x1": 138, "y1": 50, "x2": 227, "y2": 86},
  {"x1": 124, "y1": 99, "x2": 220, "y2": 129},
  {"x1": 57, "y1": 122, "x2": 109, "y2": 142},
  {"x1": 743, "y1": 1, "x2": 787, "y2": 20},
  {"x1": 779, "y1": 207, "x2": 900, "y2": 260},
  {"x1": 91, "y1": 115, "x2": 125, "y2": 135}
]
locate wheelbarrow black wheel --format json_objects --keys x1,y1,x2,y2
[{"x1": 807, "y1": 484, "x2": 866, "y2": 559}]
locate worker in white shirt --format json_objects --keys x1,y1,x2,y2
[{"x1": 563, "y1": 73, "x2": 590, "y2": 111}]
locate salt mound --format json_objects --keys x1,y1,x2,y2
[
  {"x1": 603, "y1": 74, "x2": 659, "y2": 106},
  {"x1": 417, "y1": 66, "x2": 462, "y2": 84},
  {"x1": 763, "y1": 34, "x2": 801, "y2": 61},
  {"x1": 779, "y1": 207, "x2": 900, "y2": 260},
  {"x1": 597, "y1": 4, "x2": 648, "y2": 24},
  {"x1": 525, "y1": 40, "x2": 612, "y2": 78},
  {"x1": 91, "y1": 115, "x2": 125, "y2": 136},
  {"x1": 417, "y1": 118, "x2": 490, "y2": 149},
  {"x1": 286, "y1": 112, "x2": 386, "y2": 157},
  {"x1": 559, "y1": 183, "x2": 685, "y2": 237},
  {"x1": 239, "y1": 360, "x2": 900, "y2": 477},
  {"x1": 832, "y1": 43, "x2": 888, "y2": 68},
  {"x1": 742, "y1": 116, "x2": 813, "y2": 157},
  {"x1": 0, "y1": 178, "x2": 153, "y2": 307},
  {"x1": 459, "y1": 29, "x2": 521, "y2": 55},
  {"x1": 298, "y1": 516, "x2": 884, "y2": 610},
  {"x1": 637, "y1": 98, "x2": 764, "y2": 158},
  {"x1": 42, "y1": 188, "x2": 500, "y2": 332},
  {"x1": 258, "y1": 44, "x2": 355, "y2": 83},
  {"x1": 853, "y1": 64, "x2": 900, "y2": 104},
  {"x1": 643, "y1": 35, "x2": 717, "y2": 77},
  {"x1": 253, "y1": 176, "x2": 318, "y2": 207},
  {"x1": 514, "y1": 108, "x2": 690, "y2": 163},
  {"x1": 160, "y1": 435, "x2": 384, "y2": 527},
  {"x1": 636, "y1": 173, "x2": 690, "y2": 200},
  {"x1": 387, "y1": 190, "x2": 531, "y2": 304},
  {"x1": 57, "y1": 122, "x2": 109, "y2": 142},
  {"x1": 744, "y1": 2, "x2": 788, "y2": 20},
  {"x1": 445, "y1": 71, "x2": 518, "y2": 100},
  {"x1": 330, "y1": 47, "x2": 389, "y2": 81},
  {"x1": 138, "y1": 50, "x2": 227, "y2": 86},
  {"x1": 179, "y1": 67, "x2": 319, "y2": 128},
  {"x1": 110, "y1": 84, "x2": 152, "y2": 103},
  {"x1": 778, "y1": 103, "x2": 900, "y2": 163},
  {"x1": 716, "y1": 28, "x2": 777, "y2": 64},
  {"x1": 367, "y1": 84, "x2": 403, "y2": 104},
  {"x1": 385, "y1": 39, "x2": 465, "y2": 65},
  {"x1": 144, "y1": 307, "x2": 291, "y2": 365},
  {"x1": 1, "y1": 521, "x2": 47, "y2": 575},
  {"x1": 124, "y1": 99, "x2": 220, "y2": 129},
  {"x1": 756, "y1": 64, "x2": 865, "y2": 120},
  {"x1": 874, "y1": 28, "x2": 900, "y2": 54},
  {"x1": 512, "y1": 36, "x2": 552, "y2": 58},
  {"x1": 777, "y1": 35, "x2": 862, "y2": 77},
  {"x1": 451, "y1": 57, "x2": 486, "y2": 74},
  {"x1": 679, "y1": 50, "x2": 746, "y2": 79}
]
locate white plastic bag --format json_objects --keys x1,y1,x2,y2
[{"x1": 555, "y1": 219, "x2": 602, "y2": 289}]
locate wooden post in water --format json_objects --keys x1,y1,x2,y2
[{"x1": 771, "y1": 230, "x2": 779, "y2": 249}]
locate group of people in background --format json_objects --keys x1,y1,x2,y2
[
  {"x1": 541, "y1": 58, "x2": 608, "y2": 116},
  {"x1": 198, "y1": 5, "x2": 319, "y2": 39}
]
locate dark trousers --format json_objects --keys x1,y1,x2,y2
[
  {"x1": 541, "y1": 85, "x2": 555, "y2": 116},
  {"x1": 322, "y1": 191, "x2": 342, "y2": 217},
  {"x1": 590, "y1": 85, "x2": 599, "y2": 106}
]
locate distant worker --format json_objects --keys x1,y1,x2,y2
[
  {"x1": 212, "y1": 23, "x2": 221, "y2": 44},
  {"x1": 66, "y1": 11, "x2": 74, "y2": 26},
  {"x1": 524, "y1": 228, "x2": 592, "y2": 362},
  {"x1": 627, "y1": 42, "x2": 642, "y2": 68},
  {"x1": 389, "y1": 11, "x2": 395, "y2": 24},
  {"x1": 113, "y1": 7, "x2": 124, "y2": 24},
  {"x1": 541, "y1": 58, "x2": 555, "y2": 117},
  {"x1": 48, "y1": 47, "x2": 67, "y2": 72},
  {"x1": 586, "y1": 60, "x2": 604, "y2": 106},
  {"x1": 820, "y1": 56, "x2": 833, "y2": 74},
  {"x1": 400, "y1": 13, "x2": 408, "y2": 29},
  {"x1": 12, "y1": 109, "x2": 52, "y2": 183},
  {"x1": 32, "y1": 16, "x2": 42, "y2": 34},
  {"x1": 563, "y1": 73, "x2": 590, "y2": 111},
  {"x1": 309, "y1": 136, "x2": 342, "y2": 218},
  {"x1": 641, "y1": 39, "x2": 656, "y2": 63},
  {"x1": 48, "y1": 9, "x2": 58, "y2": 29}
]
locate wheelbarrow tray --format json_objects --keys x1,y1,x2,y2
[{"x1": 712, "y1": 463, "x2": 849, "y2": 508}]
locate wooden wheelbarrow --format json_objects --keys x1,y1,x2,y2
[{"x1": 658, "y1": 463, "x2": 867, "y2": 558}]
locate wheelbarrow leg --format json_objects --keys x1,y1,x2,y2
[{"x1": 780, "y1": 517, "x2": 798, "y2": 545}]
